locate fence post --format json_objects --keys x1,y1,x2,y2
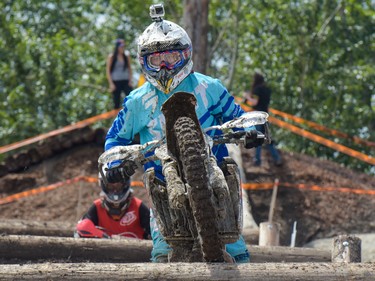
[
  {"x1": 259, "y1": 179, "x2": 280, "y2": 246},
  {"x1": 332, "y1": 235, "x2": 361, "y2": 263}
]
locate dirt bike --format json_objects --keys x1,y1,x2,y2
[{"x1": 98, "y1": 92, "x2": 270, "y2": 262}]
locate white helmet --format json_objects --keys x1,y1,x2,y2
[{"x1": 137, "y1": 6, "x2": 193, "y2": 93}]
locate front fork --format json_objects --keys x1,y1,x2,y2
[{"x1": 144, "y1": 152, "x2": 242, "y2": 243}]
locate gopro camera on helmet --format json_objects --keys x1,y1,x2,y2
[{"x1": 150, "y1": 4, "x2": 165, "y2": 22}]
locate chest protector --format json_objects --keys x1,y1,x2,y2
[{"x1": 94, "y1": 197, "x2": 145, "y2": 239}]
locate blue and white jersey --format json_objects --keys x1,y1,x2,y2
[{"x1": 105, "y1": 72, "x2": 246, "y2": 178}]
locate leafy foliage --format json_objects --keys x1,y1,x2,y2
[
  {"x1": 208, "y1": 0, "x2": 374, "y2": 174},
  {"x1": 0, "y1": 0, "x2": 373, "y2": 174}
]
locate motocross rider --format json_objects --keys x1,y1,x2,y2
[
  {"x1": 75, "y1": 173, "x2": 151, "y2": 239},
  {"x1": 104, "y1": 5, "x2": 264, "y2": 263}
]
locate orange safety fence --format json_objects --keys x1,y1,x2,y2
[
  {"x1": 0, "y1": 176, "x2": 145, "y2": 205},
  {"x1": 1, "y1": 176, "x2": 374, "y2": 205},
  {"x1": 242, "y1": 182, "x2": 375, "y2": 195},
  {"x1": 269, "y1": 108, "x2": 375, "y2": 149},
  {"x1": 0, "y1": 109, "x2": 120, "y2": 155},
  {"x1": 235, "y1": 97, "x2": 375, "y2": 149},
  {"x1": 0, "y1": 176, "x2": 96, "y2": 205},
  {"x1": 269, "y1": 117, "x2": 375, "y2": 165},
  {"x1": 238, "y1": 100, "x2": 375, "y2": 166}
]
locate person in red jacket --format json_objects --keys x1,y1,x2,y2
[{"x1": 75, "y1": 174, "x2": 151, "y2": 240}]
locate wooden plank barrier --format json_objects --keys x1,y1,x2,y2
[
  {"x1": 0, "y1": 235, "x2": 331, "y2": 263},
  {"x1": 0, "y1": 262, "x2": 373, "y2": 281},
  {"x1": 0, "y1": 219, "x2": 76, "y2": 237},
  {"x1": 0, "y1": 219, "x2": 260, "y2": 243}
]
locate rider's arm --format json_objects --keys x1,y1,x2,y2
[
  {"x1": 139, "y1": 202, "x2": 151, "y2": 239},
  {"x1": 209, "y1": 78, "x2": 247, "y2": 123},
  {"x1": 105, "y1": 96, "x2": 137, "y2": 151},
  {"x1": 208, "y1": 79, "x2": 258, "y2": 137},
  {"x1": 76, "y1": 205, "x2": 109, "y2": 238},
  {"x1": 82, "y1": 204, "x2": 99, "y2": 225}
]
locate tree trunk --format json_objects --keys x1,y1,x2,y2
[
  {"x1": 183, "y1": 0, "x2": 209, "y2": 74},
  {"x1": 1, "y1": 262, "x2": 373, "y2": 281},
  {"x1": 227, "y1": 0, "x2": 241, "y2": 91}
]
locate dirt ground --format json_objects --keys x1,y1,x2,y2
[{"x1": 0, "y1": 133, "x2": 374, "y2": 257}]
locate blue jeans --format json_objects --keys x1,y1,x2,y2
[
  {"x1": 255, "y1": 143, "x2": 281, "y2": 165},
  {"x1": 254, "y1": 124, "x2": 281, "y2": 165},
  {"x1": 150, "y1": 210, "x2": 250, "y2": 263}
]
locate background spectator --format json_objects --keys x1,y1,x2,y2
[
  {"x1": 106, "y1": 38, "x2": 133, "y2": 109},
  {"x1": 244, "y1": 72, "x2": 282, "y2": 166}
]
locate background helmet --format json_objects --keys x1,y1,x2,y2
[
  {"x1": 137, "y1": 19, "x2": 193, "y2": 93},
  {"x1": 98, "y1": 173, "x2": 132, "y2": 220}
]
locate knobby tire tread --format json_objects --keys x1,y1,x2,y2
[{"x1": 174, "y1": 117, "x2": 223, "y2": 262}]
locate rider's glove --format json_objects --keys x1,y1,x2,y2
[
  {"x1": 244, "y1": 130, "x2": 264, "y2": 149},
  {"x1": 106, "y1": 161, "x2": 136, "y2": 183},
  {"x1": 75, "y1": 219, "x2": 111, "y2": 239}
]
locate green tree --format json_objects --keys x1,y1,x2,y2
[
  {"x1": 0, "y1": 0, "x2": 373, "y2": 174},
  {"x1": 207, "y1": 0, "x2": 374, "y2": 174}
]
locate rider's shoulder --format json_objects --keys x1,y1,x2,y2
[
  {"x1": 191, "y1": 72, "x2": 216, "y2": 83},
  {"x1": 127, "y1": 82, "x2": 152, "y2": 100},
  {"x1": 192, "y1": 72, "x2": 225, "y2": 88}
]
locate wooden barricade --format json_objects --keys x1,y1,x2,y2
[
  {"x1": 0, "y1": 261, "x2": 373, "y2": 281},
  {"x1": 0, "y1": 235, "x2": 331, "y2": 263}
]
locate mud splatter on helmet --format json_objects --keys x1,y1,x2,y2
[{"x1": 137, "y1": 5, "x2": 193, "y2": 94}]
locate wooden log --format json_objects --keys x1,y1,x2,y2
[
  {"x1": 0, "y1": 235, "x2": 152, "y2": 263},
  {"x1": 248, "y1": 245, "x2": 331, "y2": 263},
  {"x1": 332, "y1": 235, "x2": 361, "y2": 263},
  {"x1": 0, "y1": 218, "x2": 261, "y2": 246},
  {"x1": 0, "y1": 235, "x2": 331, "y2": 263},
  {"x1": 0, "y1": 262, "x2": 373, "y2": 281},
  {"x1": 0, "y1": 219, "x2": 75, "y2": 237}
]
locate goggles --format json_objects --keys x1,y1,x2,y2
[{"x1": 143, "y1": 47, "x2": 191, "y2": 71}]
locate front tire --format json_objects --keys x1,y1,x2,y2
[{"x1": 174, "y1": 116, "x2": 224, "y2": 262}]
